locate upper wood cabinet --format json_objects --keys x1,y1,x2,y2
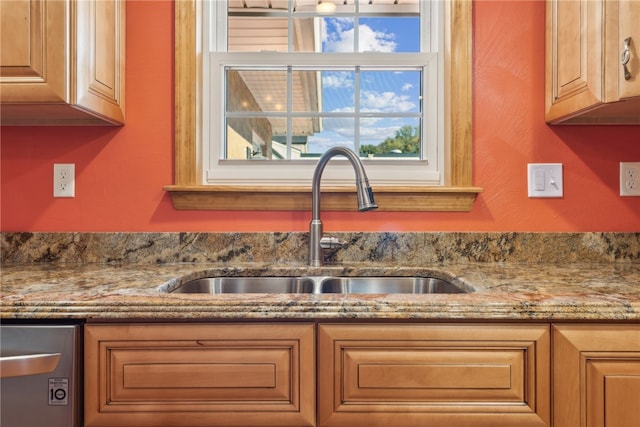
[
  {"x1": 0, "y1": 0, "x2": 125, "y2": 125},
  {"x1": 546, "y1": 0, "x2": 640, "y2": 124}
]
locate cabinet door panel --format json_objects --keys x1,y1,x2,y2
[
  {"x1": 0, "y1": 0, "x2": 65, "y2": 102},
  {"x1": 555, "y1": 0, "x2": 589, "y2": 98},
  {"x1": 76, "y1": 0, "x2": 124, "y2": 122},
  {"x1": 343, "y1": 348, "x2": 522, "y2": 402},
  {"x1": 587, "y1": 361, "x2": 640, "y2": 427},
  {"x1": 111, "y1": 347, "x2": 289, "y2": 401},
  {"x1": 618, "y1": 0, "x2": 640, "y2": 98},
  {"x1": 546, "y1": 0, "x2": 603, "y2": 121},
  {"x1": 85, "y1": 323, "x2": 315, "y2": 427},
  {"x1": 553, "y1": 325, "x2": 640, "y2": 427},
  {"x1": 318, "y1": 323, "x2": 550, "y2": 427},
  {"x1": 0, "y1": 0, "x2": 39, "y2": 73},
  {"x1": 0, "y1": 0, "x2": 125, "y2": 125},
  {"x1": 545, "y1": 0, "x2": 640, "y2": 123}
]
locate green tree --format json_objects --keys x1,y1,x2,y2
[{"x1": 359, "y1": 125, "x2": 420, "y2": 156}]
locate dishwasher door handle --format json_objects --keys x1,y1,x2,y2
[{"x1": 0, "y1": 353, "x2": 61, "y2": 378}]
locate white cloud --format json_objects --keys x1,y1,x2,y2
[
  {"x1": 322, "y1": 72, "x2": 353, "y2": 89},
  {"x1": 323, "y1": 21, "x2": 397, "y2": 53},
  {"x1": 360, "y1": 90, "x2": 415, "y2": 112},
  {"x1": 358, "y1": 25, "x2": 396, "y2": 53}
]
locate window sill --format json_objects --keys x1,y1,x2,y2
[{"x1": 164, "y1": 185, "x2": 482, "y2": 211}]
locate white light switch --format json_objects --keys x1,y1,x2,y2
[
  {"x1": 528, "y1": 163, "x2": 563, "y2": 198},
  {"x1": 534, "y1": 170, "x2": 545, "y2": 191}
]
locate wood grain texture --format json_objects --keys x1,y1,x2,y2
[
  {"x1": 552, "y1": 324, "x2": 640, "y2": 427},
  {"x1": 318, "y1": 323, "x2": 550, "y2": 427},
  {"x1": 85, "y1": 323, "x2": 315, "y2": 427},
  {"x1": 0, "y1": 0, "x2": 125, "y2": 125}
]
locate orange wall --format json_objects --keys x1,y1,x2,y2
[{"x1": 1, "y1": 0, "x2": 639, "y2": 233}]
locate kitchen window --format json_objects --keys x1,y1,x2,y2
[{"x1": 165, "y1": 0, "x2": 481, "y2": 211}]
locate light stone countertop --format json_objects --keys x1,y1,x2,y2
[{"x1": 1, "y1": 262, "x2": 639, "y2": 321}]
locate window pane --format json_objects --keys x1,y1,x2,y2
[
  {"x1": 322, "y1": 17, "x2": 356, "y2": 53},
  {"x1": 360, "y1": 70, "x2": 421, "y2": 114},
  {"x1": 292, "y1": 17, "x2": 319, "y2": 52},
  {"x1": 227, "y1": 69, "x2": 287, "y2": 113},
  {"x1": 222, "y1": 1, "x2": 426, "y2": 162},
  {"x1": 360, "y1": 117, "x2": 421, "y2": 159},
  {"x1": 293, "y1": 69, "x2": 355, "y2": 113},
  {"x1": 228, "y1": 16, "x2": 289, "y2": 52},
  {"x1": 293, "y1": 0, "x2": 355, "y2": 14},
  {"x1": 358, "y1": 17, "x2": 420, "y2": 53},
  {"x1": 305, "y1": 117, "x2": 357, "y2": 157},
  {"x1": 226, "y1": 116, "x2": 286, "y2": 160},
  {"x1": 224, "y1": 67, "x2": 424, "y2": 160}
]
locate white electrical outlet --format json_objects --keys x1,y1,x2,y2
[
  {"x1": 620, "y1": 162, "x2": 640, "y2": 196},
  {"x1": 53, "y1": 163, "x2": 75, "y2": 197},
  {"x1": 527, "y1": 163, "x2": 563, "y2": 198}
]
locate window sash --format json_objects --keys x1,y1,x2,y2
[{"x1": 202, "y1": 0, "x2": 443, "y2": 187}]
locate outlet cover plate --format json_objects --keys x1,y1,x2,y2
[
  {"x1": 53, "y1": 163, "x2": 75, "y2": 198},
  {"x1": 527, "y1": 163, "x2": 563, "y2": 198},
  {"x1": 620, "y1": 162, "x2": 640, "y2": 196}
]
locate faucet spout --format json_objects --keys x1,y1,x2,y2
[{"x1": 309, "y1": 146, "x2": 378, "y2": 266}]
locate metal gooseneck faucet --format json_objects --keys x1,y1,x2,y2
[{"x1": 309, "y1": 146, "x2": 378, "y2": 266}]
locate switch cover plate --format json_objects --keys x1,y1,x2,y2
[{"x1": 527, "y1": 163, "x2": 563, "y2": 198}]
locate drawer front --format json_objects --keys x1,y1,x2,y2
[
  {"x1": 318, "y1": 323, "x2": 550, "y2": 427},
  {"x1": 85, "y1": 323, "x2": 314, "y2": 427},
  {"x1": 344, "y1": 348, "x2": 523, "y2": 402},
  {"x1": 111, "y1": 347, "x2": 291, "y2": 401}
]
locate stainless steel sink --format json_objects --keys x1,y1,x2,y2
[
  {"x1": 317, "y1": 277, "x2": 466, "y2": 294},
  {"x1": 171, "y1": 277, "x2": 316, "y2": 294},
  {"x1": 170, "y1": 276, "x2": 470, "y2": 294}
]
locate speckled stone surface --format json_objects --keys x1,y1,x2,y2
[
  {"x1": 3, "y1": 232, "x2": 640, "y2": 264},
  {"x1": 1, "y1": 232, "x2": 639, "y2": 321}
]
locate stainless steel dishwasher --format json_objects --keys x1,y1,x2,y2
[{"x1": 1, "y1": 323, "x2": 81, "y2": 427}]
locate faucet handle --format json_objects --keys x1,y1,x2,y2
[{"x1": 320, "y1": 236, "x2": 348, "y2": 250}]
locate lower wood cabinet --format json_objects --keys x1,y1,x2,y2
[
  {"x1": 318, "y1": 323, "x2": 550, "y2": 427},
  {"x1": 84, "y1": 323, "x2": 315, "y2": 427},
  {"x1": 85, "y1": 322, "x2": 639, "y2": 427},
  {"x1": 553, "y1": 324, "x2": 640, "y2": 427}
]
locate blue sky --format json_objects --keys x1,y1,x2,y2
[{"x1": 307, "y1": 15, "x2": 422, "y2": 153}]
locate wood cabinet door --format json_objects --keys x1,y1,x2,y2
[
  {"x1": 617, "y1": 0, "x2": 640, "y2": 98},
  {"x1": 0, "y1": 0, "x2": 125, "y2": 125},
  {"x1": 318, "y1": 323, "x2": 550, "y2": 427},
  {"x1": 73, "y1": 0, "x2": 125, "y2": 124},
  {"x1": 545, "y1": 0, "x2": 604, "y2": 122},
  {"x1": 0, "y1": 0, "x2": 66, "y2": 102},
  {"x1": 85, "y1": 323, "x2": 315, "y2": 427},
  {"x1": 545, "y1": 0, "x2": 640, "y2": 123},
  {"x1": 553, "y1": 324, "x2": 640, "y2": 427}
]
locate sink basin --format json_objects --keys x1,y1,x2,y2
[
  {"x1": 171, "y1": 277, "x2": 316, "y2": 294},
  {"x1": 170, "y1": 276, "x2": 470, "y2": 294},
  {"x1": 318, "y1": 277, "x2": 466, "y2": 294}
]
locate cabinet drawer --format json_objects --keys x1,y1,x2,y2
[
  {"x1": 85, "y1": 323, "x2": 315, "y2": 427},
  {"x1": 318, "y1": 323, "x2": 550, "y2": 427}
]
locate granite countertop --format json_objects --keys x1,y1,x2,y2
[{"x1": 1, "y1": 262, "x2": 640, "y2": 321}]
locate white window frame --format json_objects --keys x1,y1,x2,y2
[{"x1": 201, "y1": 0, "x2": 444, "y2": 188}]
